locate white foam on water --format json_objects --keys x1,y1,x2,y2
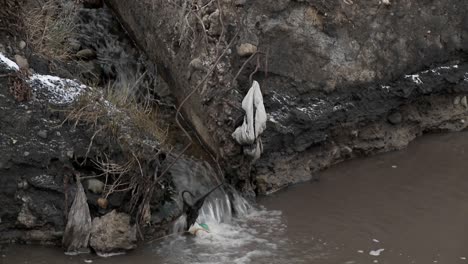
[
  {"x1": 157, "y1": 158, "x2": 289, "y2": 264},
  {"x1": 369, "y1": 248, "x2": 385, "y2": 256},
  {"x1": 155, "y1": 193, "x2": 284, "y2": 264}
]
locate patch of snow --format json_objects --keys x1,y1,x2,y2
[
  {"x1": 381, "y1": 85, "x2": 390, "y2": 91},
  {"x1": 270, "y1": 91, "x2": 294, "y2": 105},
  {"x1": 369, "y1": 249, "x2": 385, "y2": 256},
  {"x1": 421, "y1": 64, "x2": 459, "y2": 76},
  {"x1": 357, "y1": 250, "x2": 364, "y2": 253},
  {"x1": 372, "y1": 239, "x2": 380, "y2": 243},
  {"x1": 405, "y1": 74, "x2": 423, "y2": 85},
  {"x1": 28, "y1": 74, "x2": 88, "y2": 105},
  {"x1": 0, "y1": 52, "x2": 19, "y2": 71}
]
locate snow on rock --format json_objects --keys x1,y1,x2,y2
[
  {"x1": 0, "y1": 52, "x2": 88, "y2": 105},
  {"x1": 405, "y1": 74, "x2": 423, "y2": 85},
  {"x1": 28, "y1": 74, "x2": 88, "y2": 105},
  {"x1": 0, "y1": 52, "x2": 19, "y2": 71}
]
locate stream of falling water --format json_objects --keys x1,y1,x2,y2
[{"x1": 154, "y1": 158, "x2": 287, "y2": 264}]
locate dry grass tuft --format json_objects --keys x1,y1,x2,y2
[
  {"x1": 23, "y1": 0, "x2": 78, "y2": 60},
  {"x1": 62, "y1": 81, "x2": 169, "y2": 227}
]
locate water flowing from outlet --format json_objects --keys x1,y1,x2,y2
[{"x1": 156, "y1": 158, "x2": 286, "y2": 264}]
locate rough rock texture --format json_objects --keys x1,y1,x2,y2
[
  {"x1": 62, "y1": 179, "x2": 92, "y2": 253},
  {"x1": 0, "y1": 0, "x2": 181, "y2": 247},
  {"x1": 89, "y1": 210, "x2": 137, "y2": 255},
  {"x1": 106, "y1": 0, "x2": 468, "y2": 194},
  {"x1": 0, "y1": 60, "x2": 89, "y2": 243}
]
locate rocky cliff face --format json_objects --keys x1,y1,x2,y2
[
  {"x1": 105, "y1": 0, "x2": 468, "y2": 194},
  {"x1": 0, "y1": 0, "x2": 177, "y2": 248}
]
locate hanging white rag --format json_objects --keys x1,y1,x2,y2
[{"x1": 232, "y1": 81, "x2": 267, "y2": 160}]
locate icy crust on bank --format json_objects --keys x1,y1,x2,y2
[
  {"x1": 270, "y1": 63, "x2": 465, "y2": 126},
  {"x1": 0, "y1": 53, "x2": 19, "y2": 71},
  {"x1": 406, "y1": 64, "x2": 460, "y2": 85},
  {"x1": 0, "y1": 52, "x2": 88, "y2": 105},
  {"x1": 28, "y1": 74, "x2": 88, "y2": 105}
]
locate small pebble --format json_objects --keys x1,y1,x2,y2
[
  {"x1": 84, "y1": 260, "x2": 93, "y2": 263},
  {"x1": 56, "y1": 131, "x2": 61, "y2": 136},
  {"x1": 76, "y1": 48, "x2": 96, "y2": 60},
  {"x1": 37, "y1": 130, "x2": 48, "y2": 139},
  {"x1": 19, "y1": 41, "x2": 26, "y2": 50},
  {"x1": 14, "y1": 54, "x2": 29, "y2": 69},
  {"x1": 391, "y1": 165, "x2": 397, "y2": 168},
  {"x1": 23, "y1": 151, "x2": 30, "y2": 157}
]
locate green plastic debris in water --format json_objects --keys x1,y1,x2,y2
[{"x1": 199, "y1": 223, "x2": 209, "y2": 231}]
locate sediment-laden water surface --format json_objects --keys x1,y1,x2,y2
[{"x1": 3, "y1": 131, "x2": 468, "y2": 264}]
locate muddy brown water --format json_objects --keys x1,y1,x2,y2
[{"x1": 3, "y1": 132, "x2": 468, "y2": 264}]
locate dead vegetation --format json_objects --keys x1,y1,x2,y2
[
  {"x1": 22, "y1": 0, "x2": 78, "y2": 60},
  {"x1": 8, "y1": 69, "x2": 32, "y2": 102},
  {"x1": 62, "y1": 79, "x2": 169, "y2": 229}
]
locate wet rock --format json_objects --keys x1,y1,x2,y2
[
  {"x1": 14, "y1": 55, "x2": 28, "y2": 69},
  {"x1": 86, "y1": 179, "x2": 104, "y2": 194},
  {"x1": 29, "y1": 55, "x2": 50, "y2": 75},
  {"x1": 340, "y1": 146, "x2": 353, "y2": 158},
  {"x1": 89, "y1": 210, "x2": 137, "y2": 254},
  {"x1": 17, "y1": 203, "x2": 37, "y2": 228},
  {"x1": 37, "y1": 130, "x2": 48, "y2": 139},
  {"x1": 236, "y1": 43, "x2": 257, "y2": 57},
  {"x1": 387, "y1": 112, "x2": 402, "y2": 125},
  {"x1": 76, "y1": 49, "x2": 97, "y2": 60},
  {"x1": 28, "y1": 174, "x2": 62, "y2": 193},
  {"x1": 83, "y1": 0, "x2": 103, "y2": 8}
]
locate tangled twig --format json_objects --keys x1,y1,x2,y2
[{"x1": 157, "y1": 30, "x2": 240, "y2": 183}]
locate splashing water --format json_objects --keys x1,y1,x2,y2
[{"x1": 155, "y1": 158, "x2": 286, "y2": 264}]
